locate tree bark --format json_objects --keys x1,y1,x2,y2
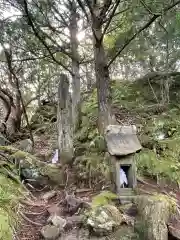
[
  {"x1": 57, "y1": 74, "x2": 74, "y2": 163},
  {"x1": 69, "y1": 0, "x2": 81, "y2": 132},
  {"x1": 92, "y1": 19, "x2": 113, "y2": 134}
]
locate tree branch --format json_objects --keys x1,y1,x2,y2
[
  {"x1": 76, "y1": 0, "x2": 89, "y2": 21},
  {"x1": 99, "y1": 0, "x2": 112, "y2": 20},
  {"x1": 101, "y1": 0, "x2": 121, "y2": 38},
  {"x1": 137, "y1": 71, "x2": 180, "y2": 82},
  {"x1": 3, "y1": 47, "x2": 35, "y2": 146},
  {"x1": 24, "y1": 96, "x2": 39, "y2": 108},
  {"x1": 22, "y1": 0, "x2": 73, "y2": 76},
  {"x1": 84, "y1": 0, "x2": 94, "y2": 17},
  {"x1": 108, "y1": 0, "x2": 180, "y2": 67}
]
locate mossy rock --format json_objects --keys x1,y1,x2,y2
[
  {"x1": 87, "y1": 204, "x2": 123, "y2": 236},
  {"x1": 135, "y1": 194, "x2": 176, "y2": 240},
  {"x1": 0, "y1": 145, "x2": 67, "y2": 185}
]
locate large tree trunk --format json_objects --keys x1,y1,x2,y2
[
  {"x1": 92, "y1": 20, "x2": 113, "y2": 134},
  {"x1": 57, "y1": 74, "x2": 74, "y2": 164},
  {"x1": 69, "y1": 0, "x2": 81, "y2": 132}
]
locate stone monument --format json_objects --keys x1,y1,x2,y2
[{"x1": 105, "y1": 125, "x2": 142, "y2": 197}]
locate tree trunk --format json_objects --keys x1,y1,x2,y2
[
  {"x1": 92, "y1": 20, "x2": 113, "y2": 134},
  {"x1": 69, "y1": 1, "x2": 81, "y2": 132},
  {"x1": 57, "y1": 74, "x2": 74, "y2": 164}
]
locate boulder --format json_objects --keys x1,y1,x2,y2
[
  {"x1": 135, "y1": 194, "x2": 175, "y2": 240},
  {"x1": 87, "y1": 204, "x2": 123, "y2": 236},
  {"x1": 15, "y1": 139, "x2": 33, "y2": 153},
  {"x1": 41, "y1": 225, "x2": 61, "y2": 239},
  {"x1": 48, "y1": 215, "x2": 66, "y2": 230},
  {"x1": 47, "y1": 205, "x2": 62, "y2": 216}
]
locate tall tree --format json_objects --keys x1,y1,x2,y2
[
  {"x1": 6, "y1": 0, "x2": 82, "y2": 131},
  {"x1": 77, "y1": 0, "x2": 180, "y2": 133}
]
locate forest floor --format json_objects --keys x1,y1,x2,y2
[{"x1": 15, "y1": 174, "x2": 180, "y2": 240}]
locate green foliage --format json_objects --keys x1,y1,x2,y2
[
  {"x1": 91, "y1": 191, "x2": 117, "y2": 208},
  {"x1": 74, "y1": 153, "x2": 111, "y2": 185}
]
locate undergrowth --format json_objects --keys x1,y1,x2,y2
[
  {"x1": 29, "y1": 78, "x2": 180, "y2": 187},
  {"x1": 0, "y1": 175, "x2": 22, "y2": 239},
  {"x1": 79, "y1": 79, "x2": 180, "y2": 187}
]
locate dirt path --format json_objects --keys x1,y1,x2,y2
[{"x1": 14, "y1": 185, "x2": 95, "y2": 240}]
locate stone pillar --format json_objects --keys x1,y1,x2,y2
[{"x1": 57, "y1": 74, "x2": 74, "y2": 163}]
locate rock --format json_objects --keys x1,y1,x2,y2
[
  {"x1": 42, "y1": 191, "x2": 57, "y2": 201},
  {"x1": 168, "y1": 211, "x2": 180, "y2": 240},
  {"x1": 87, "y1": 204, "x2": 123, "y2": 236},
  {"x1": 135, "y1": 194, "x2": 175, "y2": 240},
  {"x1": 65, "y1": 215, "x2": 84, "y2": 229},
  {"x1": 41, "y1": 225, "x2": 60, "y2": 239},
  {"x1": 20, "y1": 167, "x2": 40, "y2": 180},
  {"x1": 64, "y1": 194, "x2": 83, "y2": 214},
  {"x1": 122, "y1": 214, "x2": 135, "y2": 226},
  {"x1": 109, "y1": 226, "x2": 137, "y2": 240},
  {"x1": 47, "y1": 205, "x2": 62, "y2": 216},
  {"x1": 58, "y1": 229, "x2": 90, "y2": 240},
  {"x1": 0, "y1": 133, "x2": 9, "y2": 146},
  {"x1": 168, "y1": 224, "x2": 180, "y2": 240},
  {"x1": 119, "y1": 203, "x2": 138, "y2": 217},
  {"x1": 48, "y1": 215, "x2": 66, "y2": 230},
  {"x1": 15, "y1": 139, "x2": 33, "y2": 153}
]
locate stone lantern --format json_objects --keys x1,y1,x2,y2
[{"x1": 105, "y1": 125, "x2": 142, "y2": 197}]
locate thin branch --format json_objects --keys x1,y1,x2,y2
[
  {"x1": 51, "y1": 3, "x2": 69, "y2": 27},
  {"x1": 24, "y1": 96, "x2": 39, "y2": 108},
  {"x1": 108, "y1": 15, "x2": 159, "y2": 66},
  {"x1": 108, "y1": 0, "x2": 180, "y2": 67},
  {"x1": 102, "y1": 0, "x2": 121, "y2": 38},
  {"x1": 84, "y1": 0, "x2": 94, "y2": 17},
  {"x1": 112, "y1": 7, "x2": 130, "y2": 18},
  {"x1": 0, "y1": 52, "x2": 57, "y2": 63},
  {"x1": 140, "y1": 0, "x2": 155, "y2": 15},
  {"x1": 22, "y1": 0, "x2": 73, "y2": 75},
  {"x1": 99, "y1": 0, "x2": 112, "y2": 20}
]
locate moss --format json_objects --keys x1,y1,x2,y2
[
  {"x1": 91, "y1": 191, "x2": 117, "y2": 208},
  {"x1": 0, "y1": 175, "x2": 22, "y2": 239},
  {"x1": 152, "y1": 194, "x2": 177, "y2": 214},
  {"x1": 40, "y1": 164, "x2": 66, "y2": 184}
]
